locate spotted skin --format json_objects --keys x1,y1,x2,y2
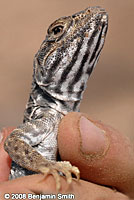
[{"x1": 4, "y1": 6, "x2": 108, "y2": 190}]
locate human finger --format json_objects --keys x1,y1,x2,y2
[
  {"x1": 0, "y1": 127, "x2": 14, "y2": 181},
  {"x1": 0, "y1": 174, "x2": 129, "y2": 200}
]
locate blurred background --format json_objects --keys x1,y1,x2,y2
[{"x1": 0, "y1": 0, "x2": 134, "y2": 140}]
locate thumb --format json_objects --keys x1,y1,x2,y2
[
  {"x1": 0, "y1": 127, "x2": 14, "y2": 182},
  {"x1": 58, "y1": 112, "x2": 134, "y2": 198}
]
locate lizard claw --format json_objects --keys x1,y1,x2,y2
[
  {"x1": 39, "y1": 161, "x2": 80, "y2": 191},
  {"x1": 57, "y1": 161, "x2": 80, "y2": 182}
]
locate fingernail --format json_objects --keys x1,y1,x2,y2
[
  {"x1": 79, "y1": 116, "x2": 109, "y2": 157},
  {"x1": 0, "y1": 131, "x2": 3, "y2": 144}
]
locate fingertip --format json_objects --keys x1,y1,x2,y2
[
  {"x1": 0, "y1": 127, "x2": 14, "y2": 181},
  {"x1": 1, "y1": 127, "x2": 15, "y2": 139}
]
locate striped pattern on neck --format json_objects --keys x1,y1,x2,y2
[{"x1": 34, "y1": 6, "x2": 108, "y2": 103}]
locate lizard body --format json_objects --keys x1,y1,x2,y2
[{"x1": 4, "y1": 6, "x2": 108, "y2": 190}]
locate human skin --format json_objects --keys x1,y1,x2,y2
[{"x1": 0, "y1": 112, "x2": 134, "y2": 200}]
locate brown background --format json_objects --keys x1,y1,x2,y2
[{"x1": 0, "y1": 0, "x2": 134, "y2": 140}]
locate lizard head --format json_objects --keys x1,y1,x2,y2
[{"x1": 34, "y1": 6, "x2": 108, "y2": 111}]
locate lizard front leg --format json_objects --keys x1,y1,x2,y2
[{"x1": 4, "y1": 118, "x2": 80, "y2": 190}]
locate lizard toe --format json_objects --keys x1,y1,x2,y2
[{"x1": 38, "y1": 161, "x2": 80, "y2": 191}]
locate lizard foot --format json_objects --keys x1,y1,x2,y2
[{"x1": 39, "y1": 161, "x2": 80, "y2": 191}]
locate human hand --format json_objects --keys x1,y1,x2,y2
[{"x1": 0, "y1": 112, "x2": 133, "y2": 200}]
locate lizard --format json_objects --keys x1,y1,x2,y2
[{"x1": 4, "y1": 6, "x2": 108, "y2": 190}]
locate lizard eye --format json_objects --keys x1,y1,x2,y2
[
  {"x1": 47, "y1": 23, "x2": 64, "y2": 40},
  {"x1": 51, "y1": 25, "x2": 64, "y2": 35}
]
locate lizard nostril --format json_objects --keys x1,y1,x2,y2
[{"x1": 86, "y1": 9, "x2": 90, "y2": 14}]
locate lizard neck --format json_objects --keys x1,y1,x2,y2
[{"x1": 23, "y1": 81, "x2": 80, "y2": 122}]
